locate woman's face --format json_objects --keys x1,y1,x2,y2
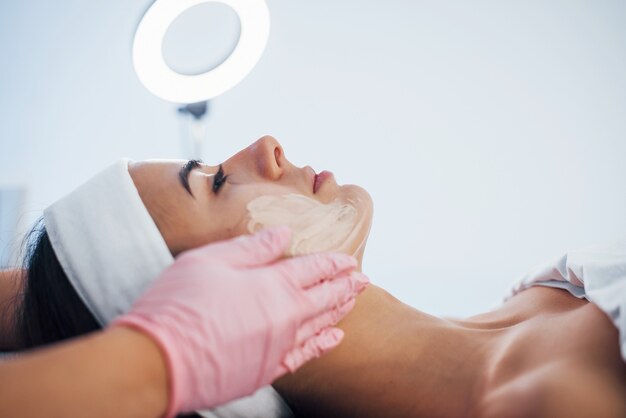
[{"x1": 129, "y1": 136, "x2": 373, "y2": 264}]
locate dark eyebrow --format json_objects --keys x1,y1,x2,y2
[{"x1": 179, "y1": 159, "x2": 202, "y2": 196}]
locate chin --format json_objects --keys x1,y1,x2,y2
[{"x1": 338, "y1": 184, "x2": 373, "y2": 260}]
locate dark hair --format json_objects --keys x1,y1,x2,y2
[{"x1": 17, "y1": 219, "x2": 100, "y2": 349}]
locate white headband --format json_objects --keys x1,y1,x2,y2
[{"x1": 43, "y1": 159, "x2": 174, "y2": 325}]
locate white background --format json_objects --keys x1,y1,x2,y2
[{"x1": 1, "y1": 0, "x2": 625, "y2": 317}]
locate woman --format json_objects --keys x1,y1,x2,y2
[{"x1": 9, "y1": 135, "x2": 626, "y2": 417}]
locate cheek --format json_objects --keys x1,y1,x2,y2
[
  {"x1": 166, "y1": 204, "x2": 246, "y2": 255},
  {"x1": 220, "y1": 183, "x2": 293, "y2": 232},
  {"x1": 190, "y1": 187, "x2": 267, "y2": 245},
  {"x1": 245, "y1": 194, "x2": 360, "y2": 256}
]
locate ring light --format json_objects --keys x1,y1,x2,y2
[{"x1": 133, "y1": 0, "x2": 270, "y2": 103}]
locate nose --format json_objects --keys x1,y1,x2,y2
[{"x1": 236, "y1": 135, "x2": 285, "y2": 180}]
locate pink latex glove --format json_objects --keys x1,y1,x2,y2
[{"x1": 112, "y1": 226, "x2": 368, "y2": 417}]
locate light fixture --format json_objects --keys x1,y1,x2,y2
[{"x1": 133, "y1": 0, "x2": 270, "y2": 104}]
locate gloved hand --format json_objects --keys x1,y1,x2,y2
[{"x1": 112, "y1": 226, "x2": 368, "y2": 418}]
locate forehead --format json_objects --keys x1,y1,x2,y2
[
  {"x1": 129, "y1": 159, "x2": 187, "y2": 196},
  {"x1": 127, "y1": 159, "x2": 194, "y2": 223},
  {"x1": 129, "y1": 159, "x2": 185, "y2": 181}
]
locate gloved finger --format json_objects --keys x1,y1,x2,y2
[
  {"x1": 275, "y1": 252, "x2": 357, "y2": 289},
  {"x1": 302, "y1": 272, "x2": 369, "y2": 319},
  {"x1": 272, "y1": 327, "x2": 345, "y2": 380},
  {"x1": 187, "y1": 226, "x2": 292, "y2": 267},
  {"x1": 294, "y1": 298, "x2": 356, "y2": 346}
]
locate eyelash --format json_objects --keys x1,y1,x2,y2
[{"x1": 212, "y1": 164, "x2": 228, "y2": 194}]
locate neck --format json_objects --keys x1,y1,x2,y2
[{"x1": 275, "y1": 285, "x2": 500, "y2": 418}]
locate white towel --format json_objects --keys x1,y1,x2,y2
[
  {"x1": 198, "y1": 386, "x2": 293, "y2": 418},
  {"x1": 44, "y1": 159, "x2": 174, "y2": 325}
]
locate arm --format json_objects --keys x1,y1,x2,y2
[
  {"x1": 0, "y1": 269, "x2": 22, "y2": 350},
  {"x1": 0, "y1": 269, "x2": 19, "y2": 282},
  {"x1": 0, "y1": 326, "x2": 168, "y2": 418}
]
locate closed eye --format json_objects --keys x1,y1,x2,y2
[{"x1": 212, "y1": 164, "x2": 228, "y2": 194}]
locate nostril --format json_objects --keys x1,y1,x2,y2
[{"x1": 274, "y1": 146, "x2": 282, "y2": 167}]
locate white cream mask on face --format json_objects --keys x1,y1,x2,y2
[{"x1": 246, "y1": 194, "x2": 360, "y2": 256}]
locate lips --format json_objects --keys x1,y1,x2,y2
[{"x1": 313, "y1": 170, "x2": 333, "y2": 193}]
